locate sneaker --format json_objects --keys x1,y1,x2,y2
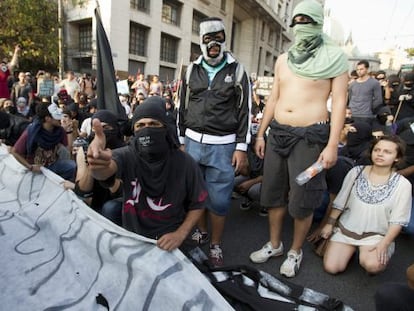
[
  {"x1": 191, "y1": 229, "x2": 209, "y2": 245},
  {"x1": 280, "y1": 249, "x2": 303, "y2": 278},
  {"x1": 209, "y1": 244, "x2": 224, "y2": 267},
  {"x1": 249, "y1": 241, "x2": 284, "y2": 263},
  {"x1": 259, "y1": 206, "x2": 268, "y2": 217},
  {"x1": 240, "y1": 199, "x2": 252, "y2": 211}
]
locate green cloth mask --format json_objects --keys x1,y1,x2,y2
[{"x1": 288, "y1": 0, "x2": 349, "y2": 80}]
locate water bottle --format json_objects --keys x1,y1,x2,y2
[{"x1": 295, "y1": 161, "x2": 324, "y2": 186}]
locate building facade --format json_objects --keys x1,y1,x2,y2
[{"x1": 63, "y1": 0, "x2": 298, "y2": 81}]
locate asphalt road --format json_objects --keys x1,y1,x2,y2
[{"x1": 199, "y1": 198, "x2": 414, "y2": 311}]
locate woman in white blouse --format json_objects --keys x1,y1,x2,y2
[{"x1": 321, "y1": 135, "x2": 412, "y2": 275}]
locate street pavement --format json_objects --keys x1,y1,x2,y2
[{"x1": 200, "y1": 197, "x2": 414, "y2": 311}]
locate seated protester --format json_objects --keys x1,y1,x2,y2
[
  {"x1": 64, "y1": 110, "x2": 126, "y2": 226},
  {"x1": 11, "y1": 103, "x2": 76, "y2": 181},
  {"x1": 396, "y1": 118, "x2": 414, "y2": 235},
  {"x1": 0, "y1": 110, "x2": 30, "y2": 146},
  {"x1": 338, "y1": 121, "x2": 373, "y2": 165},
  {"x1": 321, "y1": 136, "x2": 412, "y2": 275},
  {"x1": 373, "y1": 105, "x2": 395, "y2": 136},
  {"x1": 234, "y1": 113, "x2": 266, "y2": 216},
  {"x1": 383, "y1": 74, "x2": 401, "y2": 115},
  {"x1": 394, "y1": 72, "x2": 414, "y2": 122},
  {"x1": 79, "y1": 99, "x2": 98, "y2": 138},
  {"x1": 87, "y1": 96, "x2": 207, "y2": 251},
  {"x1": 375, "y1": 263, "x2": 414, "y2": 310}
]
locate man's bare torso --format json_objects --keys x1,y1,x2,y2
[{"x1": 273, "y1": 54, "x2": 331, "y2": 127}]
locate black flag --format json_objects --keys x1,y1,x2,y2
[{"x1": 95, "y1": 8, "x2": 127, "y2": 120}]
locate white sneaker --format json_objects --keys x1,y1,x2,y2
[
  {"x1": 250, "y1": 242, "x2": 284, "y2": 263},
  {"x1": 280, "y1": 249, "x2": 303, "y2": 278}
]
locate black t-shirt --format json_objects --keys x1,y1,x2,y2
[{"x1": 113, "y1": 146, "x2": 207, "y2": 239}]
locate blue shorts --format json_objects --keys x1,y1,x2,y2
[{"x1": 185, "y1": 137, "x2": 235, "y2": 216}]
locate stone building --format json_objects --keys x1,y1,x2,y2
[{"x1": 62, "y1": 0, "x2": 299, "y2": 81}]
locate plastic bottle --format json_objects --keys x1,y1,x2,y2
[{"x1": 295, "y1": 161, "x2": 324, "y2": 186}]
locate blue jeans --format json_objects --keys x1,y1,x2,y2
[
  {"x1": 46, "y1": 159, "x2": 76, "y2": 181},
  {"x1": 185, "y1": 137, "x2": 235, "y2": 216},
  {"x1": 101, "y1": 198, "x2": 123, "y2": 226}
]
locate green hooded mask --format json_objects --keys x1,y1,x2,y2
[{"x1": 287, "y1": 0, "x2": 348, "y2": 80}]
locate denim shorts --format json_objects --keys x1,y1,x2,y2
[{"x1": 185, "y1": 137, "x2": 235, "y2": 216}]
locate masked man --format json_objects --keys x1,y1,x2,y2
[
  {"x1": 249, "y1": 0, "x2": 349, "y2": 277},
  {"x1": 178, "y1": 17, "x2": 251, "y2": 266},
  {"x1": 87, "y1": 96, "x2": 207, "y2": 252}
]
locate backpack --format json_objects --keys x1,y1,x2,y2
[{"x1": 184, "y1": 61, "x2": 245, "y2": 110}]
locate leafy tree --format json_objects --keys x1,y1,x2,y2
[
  {"x1": 0, "y1": 0, "x2": 59, "y2": 72},
  {"x1": 405, "y1": 48, "x2": 414, "y2": 59}
]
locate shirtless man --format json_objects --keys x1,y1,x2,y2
[{"x1": 249, "y1": 0, "x2": 349, "y2": 277}]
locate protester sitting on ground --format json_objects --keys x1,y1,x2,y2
[
  {"x1": 61, "y1": 108, "x2": 78, "y2": 153},
  {"x1": 234, "y1": 112, "x2": 266, "y2": 216},
  {"x1": 393, "y1": 72, "x2": 414, "y2": 122},
  {"x1": 11, "y1": 103, "x2": 76, "y2": 181},
  {"x1": 0, "y1": 110, "x2": 30, "y2": 146},
  {"x1": 383, "y1": 74, "x2": 401, "y2": 114},
  {"x1": 87, "y1": 96, "x2": 207, "y2": 252},
  {"x1": 321, "y1": 135, "x2": 412, "y2": 275},
  {"x1": 79, "y1": 99, "x2": 98, "y2": 138},
  {"x1": 63, "y1": 110, "x2": 126, "y2": 226},
  {"x1": 375, "y1": 262, "x2": 414, "y2": 310},
  {"x1": 338, "y1": 121, "x2": 373, "y2": 165}
]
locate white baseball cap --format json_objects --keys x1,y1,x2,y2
[{"x1": 47, "y1": 103, "x2": 63, "y2": 120}]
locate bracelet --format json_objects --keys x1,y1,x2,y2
[
  {"x1": 256, "y1": 136, "x2": 265, "y2": 140},
  {"x1": 66, "y1": 131, "x2": 73, "y2": 134},
  {"x1": 326, "y1": 216, "x2": 337, "y2": 225}
]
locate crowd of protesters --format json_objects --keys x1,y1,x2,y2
[{"x1": 0, "y1": 44, "x2": 413, "y2": 276}]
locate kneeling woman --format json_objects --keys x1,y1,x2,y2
[{"x1": 321, "y1": 135, "x2": 412, "y2": 275}]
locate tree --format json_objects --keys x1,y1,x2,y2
[
  {"x1": 0, "y1": 0, "x2": 59, "y2": 72},
  {"x1": 405, "y1": 48, "x2": 414, "y2": 59}
]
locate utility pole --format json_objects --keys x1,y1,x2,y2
[{"x1": 58, "y1": 0, "x2": 64, "y2": 79}]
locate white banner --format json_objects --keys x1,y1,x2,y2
[{"x1": 0, "y1": 145, "x2": 233, "y2": 311}]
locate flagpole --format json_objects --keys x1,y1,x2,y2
[
  {"x1": 58, "y1": 0, "x2": 64, "y2": 79},
  {"x1": 175, "y1": 57, "x2": 184, "y2": 107}
]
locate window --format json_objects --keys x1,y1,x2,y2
[
  {"x1": 130, "y1": 0, "x2": 150, "y2": 12},
  {"x1": 268, "y1": 30, "x2": 274, "y2": 46},
  {"x1": 79, "y1": 23, "x2": 92, "y2": 51},
  {"x1": 128, "y1": 60, "x2": 145, "y2": 76},
  {"x1": 220, "y1": 0, "x2": 226, "y2": 11},
  {"x1": 162, "y1": 0, "x2": 181, "y2": 26},
  {"x1": 129, "y1": 22, "x2": 148, "y2": 56},
  {"x1": 261, "y1": 21, "x2": 266, "y2": 41},
  {"x1": 160, "y1": 33, "x2": 178, "y2": 63},
  {"x1": 159, "y1": 66, "x2": 175, "y2": 83},
  {"x1": 192, "y1": 10, "x2": 207, "y2": 34}
]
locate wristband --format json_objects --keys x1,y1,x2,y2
[
  {"x1": 66, "y1": 131, "x2": 73, "y2": 134},
  {"x1": 256, "y1": 136, "x2": 265, "y2": 140}
]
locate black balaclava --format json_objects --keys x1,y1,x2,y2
[
  {"x1": 403, "y1": 73, "x2": 414, "y2": 90},
  {"x1": 90, "y1": 110, "x2": 125, "y2": 149},
  {"x1": 130, "y1": 96, "x2": 175, "y2": 198}
]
